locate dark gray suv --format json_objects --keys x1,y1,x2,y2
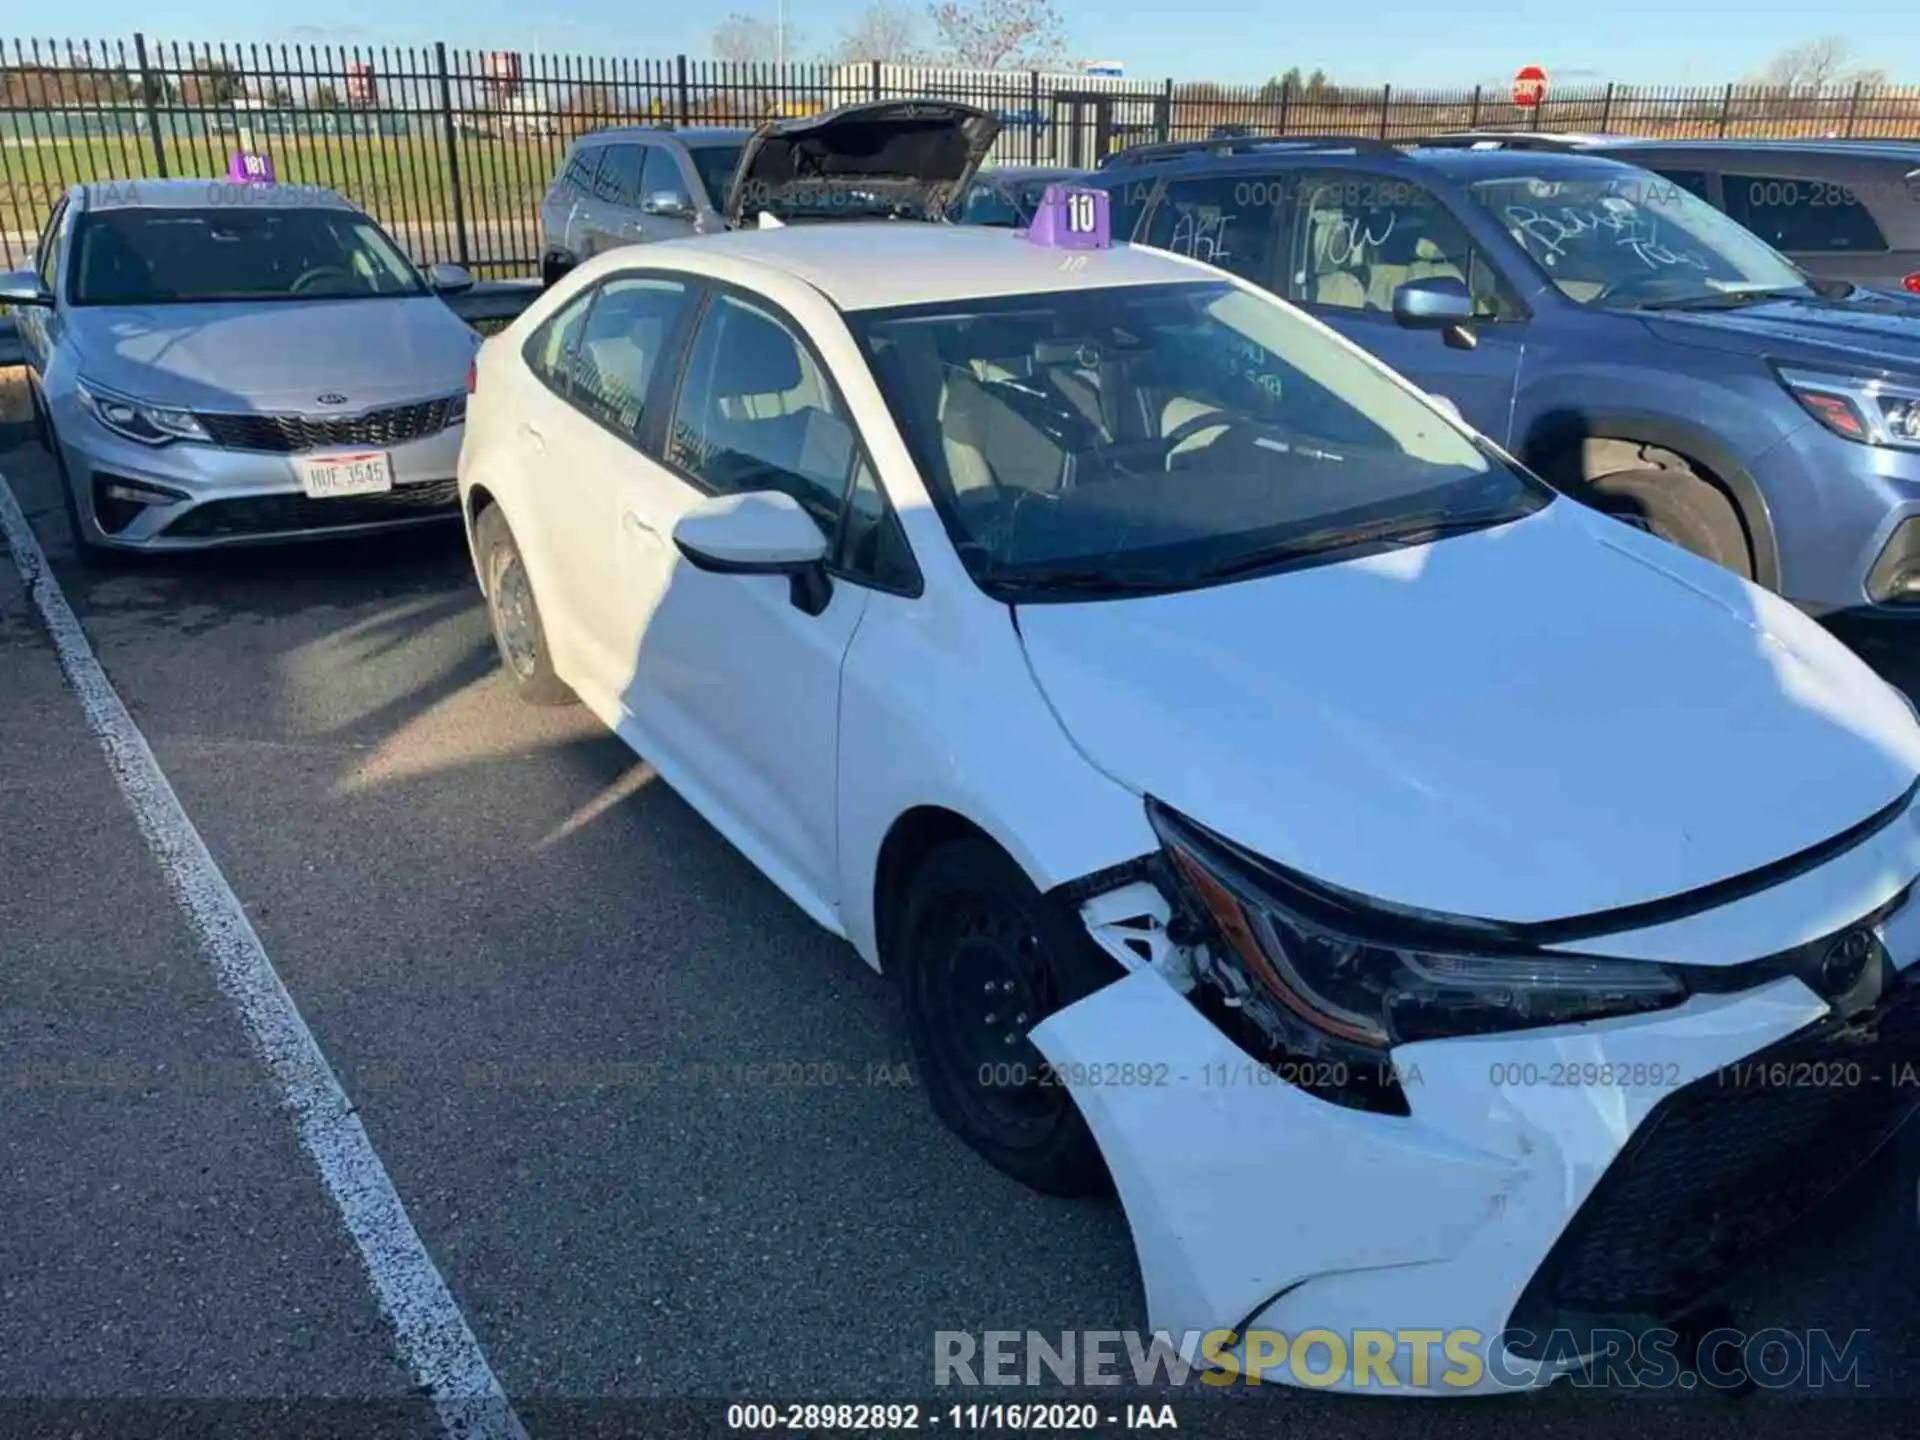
[
  {"x1": 536, "y1": 102, "x2": 1004, "y2": 286},
  {"x1": 538, "y1": 126, "x2": 750, "y2": 285},
  {"x1": 1418, "y1": 134, "x2": 1920, "y2": 293}
]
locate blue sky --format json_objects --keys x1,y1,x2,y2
[{"x1": 47, "y1": 1, "x2": 1920, "y2": 87}]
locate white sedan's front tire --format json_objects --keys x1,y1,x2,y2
[{"x1": 896, "y1": 835, "x2": 1124, "y2": 1197}]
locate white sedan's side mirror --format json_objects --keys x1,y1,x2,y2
[
  {"x1": 1427, "y1": 393, "x2": 1464, "y2": 424},
  {"x1": 673, "y1": 489, "x2": 833, "y2": 615}
]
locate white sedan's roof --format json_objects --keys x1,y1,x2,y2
[{"x1": 646, "y1": 223, "x2": 1216, "y2": 311}]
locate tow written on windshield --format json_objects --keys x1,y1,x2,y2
[{"x1": 1502, "y1": 198, "x2": 1711, "y2": 272}]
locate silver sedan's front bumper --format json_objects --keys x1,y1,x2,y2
[{"x1": 51, "y1": 401, "x2": 465, "y2": 552}]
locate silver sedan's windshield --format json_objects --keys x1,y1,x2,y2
[
  {"x1": 71, "y1": 206, "x2": 426, "y2": 306},
  {"x1": 851, "y1": 279, "x2": 1551, "y2": 600},
  {"x1": 1466, "y1": 171, "x2": 1815, "y2": 311}
]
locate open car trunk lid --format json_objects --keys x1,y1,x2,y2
[{"x1": 722, "y1": 100, "x2": 1002, "y2": 227}]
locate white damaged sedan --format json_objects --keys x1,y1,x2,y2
[{"x1": 458, "y1": 176, "x2": 1920, "y2": 1393}]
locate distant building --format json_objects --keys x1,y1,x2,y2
[{"x1": 459, "y1": 89, "x2": 558, "y2": 137}]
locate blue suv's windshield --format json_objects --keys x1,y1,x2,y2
[{"x1": 1466, "y1": 171, "x2": 1815, "y2": 311}]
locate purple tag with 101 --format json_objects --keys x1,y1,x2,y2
[
  {"x1": 1022, "y1": 184, "x2": 1111, "y2": 250},
  {"x1": 227, "y1": 150, "x2": 276, "y2": 184}
]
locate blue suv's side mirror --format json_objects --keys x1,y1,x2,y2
[
  {"x1": 1392, "y1": 275, "x2": 1474, "y2": 327},
  {"x1": 1392, "y1": 275, "x2": 1479, "y2": 350}
]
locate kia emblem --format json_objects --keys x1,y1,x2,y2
[{"x1": 317, "y1": 392, "x2": 348, "y2": 405}]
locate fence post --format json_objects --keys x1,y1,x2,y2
[
  {"x1": 870, "y1": 59, "x2": 881, "y2": 101},
  {"x1": 1277, "y1": 79, "x2": 1291, "y2": 135},
  {"x1": 676, "y1": 55, "x2": 691, "y2": 126},
  {"x1": 1468, "y1": 84, "x2": 1481, "y2": 128},
  {"x1": 132, "y1": 32, "x2": 168, "y2": 177},
  {"x1": 433, "y1": 42, "x2": 470, "y2": 268},
  {"x1": 1600, "y1": 81, "x2": 1615, "y2": 132},
  {"x1": 1030, "y1": 70, "x2": 1042, "y2": 164},
  {"x1": 1718, "y1": 82, "x2": 1734, "y2": 137},
  {"x1": 1378, "y1": 83, "x2": 1391, "y2": 139},
  {"x1": 1159, "y1": 77, "x2": 1173, "y2": 143},
  {"x1": 1844, "y1": 80, "x2": 1863, "y2": 138}
]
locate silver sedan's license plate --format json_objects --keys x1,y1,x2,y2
[{"x1": 298, "y1": 451, "x2": 393, "y2": 498}]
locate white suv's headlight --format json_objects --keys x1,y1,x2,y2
[
  {"x1": 1776, "y1": 366, "x2": 1920, "y2": 450},
  {"x1": 75, "y1": 378, "x2": 210, "y2": 446}
]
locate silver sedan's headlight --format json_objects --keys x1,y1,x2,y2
[
  {"x1": 75, "y1": 378, "x2": 211, "y2": 446},
  {"x1": 1147, "y1": 799, "x2": 1688, "y2": 1057}
]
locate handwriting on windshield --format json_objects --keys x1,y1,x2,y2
[
  {"x1": 1503, "y1": 204, "x2": 1709, "y2": 272},
  {"x1": 1314, "y1": 209, "x2": 1396, "y2": 268},
  {"x1": 1223, "y1": 335, "x2": 1286, "y2": 398},
  {"x1": 1169, "y1": 209, "x2": 1234, "y2": 263}
]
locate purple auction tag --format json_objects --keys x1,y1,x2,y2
[
  {"x1": 227, "y1": 150, "x2": 275, "y2": 184},
  {"x1": 1022, "y1": 184, "x2": 1111, "y2": 251}
]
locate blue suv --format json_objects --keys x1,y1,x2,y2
[{"x1": 1084, "y1": 135, "x2": 1920, "y2": 617}]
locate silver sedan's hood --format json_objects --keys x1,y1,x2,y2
[
  {"x1": 1016, "y1": 499, "x2": 1920, "y2": 928},
  {"x1": 64, "y1": 297, "x2": 479, "y2": 412}
]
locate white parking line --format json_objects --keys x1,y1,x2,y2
[{"x1": 0, "y1": 469, "x2": 531, "y2": 1440}]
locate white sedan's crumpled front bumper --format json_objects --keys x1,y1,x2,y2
[{"x1": 1032, "y1": 835, "x2": 1920, "y2": 1396}]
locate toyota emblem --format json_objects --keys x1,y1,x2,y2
[
  {"x1": 317, "y1": 392, "x2": 348, "y2": 405},
  {"x1": 1819, "y1": 928, "x2": 1877, "y2": 995}
]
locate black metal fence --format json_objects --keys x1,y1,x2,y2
[{"x1": 5, "y1": 34, "x2": 1920, "y2": 278}]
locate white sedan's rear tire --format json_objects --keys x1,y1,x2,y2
[{"x1": 476, "y1": 505, "x2": 576, "y2": 707}]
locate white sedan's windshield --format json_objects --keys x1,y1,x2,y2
[
  {"x1": 852, "y1": 279, "x2": 1550, "y2": 598},
  {"x1": 1466, "y1": 171, "x2": 1815, "y2": 310}
]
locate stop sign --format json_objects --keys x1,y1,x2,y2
[{"x1": 1513, "y1": 64, "x2": 1548, "y2": 108}]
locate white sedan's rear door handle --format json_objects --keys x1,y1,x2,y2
[{"x1": 518, "y1": 421, "x2": 545, "y2": 451}]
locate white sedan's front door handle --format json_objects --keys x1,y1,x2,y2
[{"x1": 622, "y1": 510, "x2": 661, "y2": 547}]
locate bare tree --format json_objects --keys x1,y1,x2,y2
[
  {"x1": 927, "y1": 0, "x2": 1066, "y2": 70},
  {"x1": 1752, "y1": 36, "x2": 1885, "y2": 89},
  {"x1": 711, "y1": 11, "x2": 801, "y2": 64},
  {"x1": 828, "y1": 1, "x2": 928, "y2": 63}
]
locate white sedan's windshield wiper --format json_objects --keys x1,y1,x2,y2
[
  {"x1": 985, "y1": 564, "x2": 1182, "y2": 598},
  {"x1": 1192, "y1": 510, "x2": 1525, "y2": 581}
]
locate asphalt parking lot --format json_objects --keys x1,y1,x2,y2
[{"x1": 4, "y1": 398, "x2": 1920, "y2": 1440}]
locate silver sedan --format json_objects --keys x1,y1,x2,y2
[{"x1": 4, "y1": 178, "x2": 481, "y2": 556}]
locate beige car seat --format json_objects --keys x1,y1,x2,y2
[
  {"x1": 1363, "y1": 226, "x2": 1468, "y2": 312},
  {"x1": 1304, "y1": 209, "x2": 1369, "y2": 307},
  {"x1": 937, "y1": 368, "x2": 1068, "y2": 497}
]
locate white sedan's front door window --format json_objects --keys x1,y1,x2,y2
[{"x1": 624, "y1": 291, "x2": 881, "y2": 918}]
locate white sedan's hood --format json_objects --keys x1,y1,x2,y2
[{"x1": 1016, "y1": 499, "x2": 1920, "y2": 926}]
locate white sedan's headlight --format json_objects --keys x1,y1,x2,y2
[
  {"x1": 1147, "y1": 799, "x2": 1688, "y2": 1090},
  {"x1": 75, "y1": 378, "x2": 211, "y2": 446}
]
